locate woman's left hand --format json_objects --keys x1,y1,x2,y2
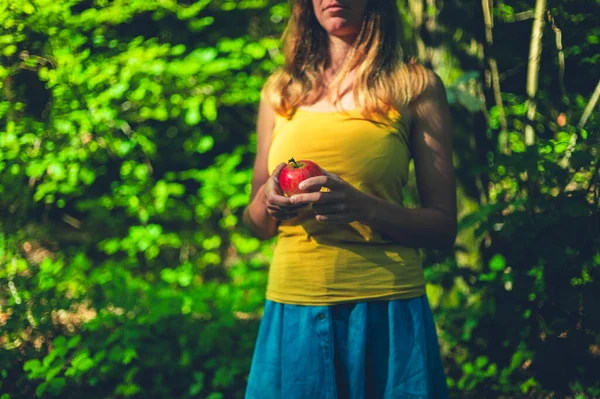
[{"x1": 289, "y1": 168, "x2": 373, "y2": 224}]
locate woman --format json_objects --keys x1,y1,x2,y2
[{"x1": 242, "y1": 0, "x2": 456, "y2": 397}]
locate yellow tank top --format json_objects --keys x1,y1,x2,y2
[{"x1": 266, "y1": 107, "x2": 425, "y2": 305}]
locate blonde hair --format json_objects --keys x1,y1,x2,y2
[{"x1": 264, "y1": 0, "x2": 429, "y2": 122}]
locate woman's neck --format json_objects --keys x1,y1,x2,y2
[{"x1": 326, "y1": 34, "x2": 356, "y2": 77}]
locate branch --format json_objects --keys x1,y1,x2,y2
[
  {"x1": 482, "y1": 0, "x2": 508, "y2": 139},
  {"x1": 499, "y1": 62, "x2": 528, "y2": 81},
  {"x1": 578, "y1": 79, "x2": 600, "y2": 129},
  {"x1": 561, "y1": 80, "x2": 600, "y2": 168},
  {"x1": 504, "y1": 10, "x2": 535, "y2": 23},
  {"x1": 547, "y1": 10, "x2": 567, "y2": 103},
  {"x1": 482, "y1": 0, "x2": 494, "y2": 43},
  {"x1": 587, "y1": 160, "x2": 599, "y2": 198},
  {"x1": 3, "y1": 76, "x2": 15, "y2": 123},
  {"x1": 524, "y1": 0, "x2": 547, "y2": 146}
]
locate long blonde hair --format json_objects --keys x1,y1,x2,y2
[{"x1": 264, "y1": 0, "x2": 429, "y2": 122}]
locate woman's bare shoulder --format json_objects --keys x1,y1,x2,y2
[
  {"x1": 403, "y1": 66, "x2": 447, "y2": 121},
  {"x1": 409, "y1": 65, "x2": 444, "y2": 102}
]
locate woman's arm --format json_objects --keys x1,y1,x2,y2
[
  {"x1": 362, "y1": 70, "x2": 457, "y2": 250},
  {"x1": 242, "y1": 94, "x2": 279, "y2": 241}
]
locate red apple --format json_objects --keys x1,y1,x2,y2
[{"x1": 279, "y1": 157, "x2": 324, "y2": 196}]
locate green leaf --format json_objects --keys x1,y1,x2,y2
[
  {"x1": 462, "y1": 362, "x2": 474, "y2": 374},
  {"x1": 22, "y1": 2, "x2": 35, "y2": 14},
  {"x1": 67, "y1": 335, "x2": 81, "y2": 349},
  {"x1": 75, "y1": 358, "x2": 94, "y2": 372},
  {"x1": 197, "y1": 136, "x2": 214, "y2": 153},
  {"x1": 520, "y1": 377, "x2": 537, "y2": 393},
  {"x1": 243, "y1": 43, "x2": 266, "y2": 59},
  {"x1": 185, "y1": 106, "x2": 201, "y2": 125},
  {"x1": 170, "y1": 44, "x2": 186, "y2": 56},
  {"x1": 189, "y1": 371, "x2": 205, "y2": 395},
  {"x1": 36, "y1": 382, "x2": 48, "y2": 397},
  {"x1": 49, "y1": 377, "x2": 66, "y2": 391},
  {"x1": 71, "y1": 351, "x2": 93, "y2": 372},
  {"x1": 202, "y1": 97, "x2": 218, "y2": 121},
  {"x1": 45, "y1": 365, "x2": 62, "y2": 381},
  {"x1": 191, "y1": 47, "x2": 218, "y2": 63},
  {"x1": 115, "y1": 382, "x2": 141, "y2": 396},
  {"x1": 53, "y1": 336, "x2": 67, "y2": 348},
  {"x1": 24, "y1": 359, "x2": 42, "y2": 372},
  {"x1": 227, "y1": 193, "x2": 248, "y2": 209},
  {"x1": 161, "y1": 269, "x2": 177, "y2": 283},
  {"x1": 475, "y1": 356, "x2": 489, "y2": 369},
  {"x1": 3, "y1": 45, "x2": 17, "y2": 57},
  {"x1": 479, "y1": 272, "x2": 497, "y2": 281},
  {"x1": 554, "y1": 142, "x2": 569, "y2": 154},
  {"x1": 489, "y1": 254, "x2": 506, "y2": 272},
  {"x1": 122, "y1": 348, "x2": 137, "y2": 365}
]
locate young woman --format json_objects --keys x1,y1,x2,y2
[{"x1": 242, "y1": 0, "x2": 456, "y2": 397}]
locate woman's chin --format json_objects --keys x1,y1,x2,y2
[{"x1": 323, "y1": 23, "x2": 359, "y2": 39}]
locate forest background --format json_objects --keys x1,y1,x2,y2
[{"x1": 0, "y1": 0, "x2": 599, "y2": 398}]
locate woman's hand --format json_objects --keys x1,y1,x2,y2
[
  {"x1": 289, "y1": 168, "x2": 373, "y2": 224},
  {"x1": 263, "y1": 162, "x2": 309, "y2": 221}
]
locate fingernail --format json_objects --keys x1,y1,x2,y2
[
  {"x1": 290, "y1": 196, "x2": 297, "y2": 203},
  {"x1": 298, "y1": 183, "x2": 305, "y2": 189}
]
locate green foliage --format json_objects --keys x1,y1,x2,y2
[
  {"x1": 422, "y1": 0, "x2": 600, "y2": 397},
  {"x1": 0, "y1": 0, "x2": 280, "y2": 397},
  {"x1": 1, "y1": 0, "x2": 599, "y2": 398}
]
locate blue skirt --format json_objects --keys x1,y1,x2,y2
[{"x1": 245, "y1": 295, "x2": 449, "y2": 399}]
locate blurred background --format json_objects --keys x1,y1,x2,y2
[{"x1": 0, "y1": 0, "x2": 599, "y2": 398}]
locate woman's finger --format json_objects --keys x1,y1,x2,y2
[
  {"x1": 315, "y1": 213, "x2": 347, "y2": 223},
  {"x1": 299, "y1": 175, "x2": 344, "y2": 192},
  {"x1": 283, "y1": 203, "x2": 309, "y2": 210},
  {"x1": 319, "y1": 167, "x2": 339, "y2": 179},
  {"x1": 312, "y1": 202, "x2": 346, "y2": 214},
  {"x1": 267, "y1": 191, "x2": 295, "y2": 207},
  {"x1": 271, "y1": 162, "x2": 287, "y2": 179},
  {"x1": 275, "y1": 212, "x2": 298, "y2": 220},
  {"x1": 268, "y1": 203, "x2": 308, "y2": 212},
  {"x1": 269, "y1": 162, "x2": 288, "y2": 186},
  {"x1": 290, "y1": 190, "x2": 340, "y2": 205}
]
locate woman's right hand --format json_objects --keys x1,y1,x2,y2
[{"x1": 263, "y1": 162, "x2": 308, "y2": 221}]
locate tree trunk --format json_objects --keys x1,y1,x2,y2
[
  {"x1": 525, "y1": 0, "x2": 547, "y2": 146},
  {"x1": 408, "y1": 0, "x2": 427, "y2": 62},
  {"x1": 482, "y1": 0, "x2": 508, "y2": 152}
]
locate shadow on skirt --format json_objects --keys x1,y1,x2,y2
[{"x1": 244, "y1": 295, "x2": 449, "y2": 399}]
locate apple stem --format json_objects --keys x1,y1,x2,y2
[{"x1": 288, "y1": 157, "x2": 301, "y2": 168}]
